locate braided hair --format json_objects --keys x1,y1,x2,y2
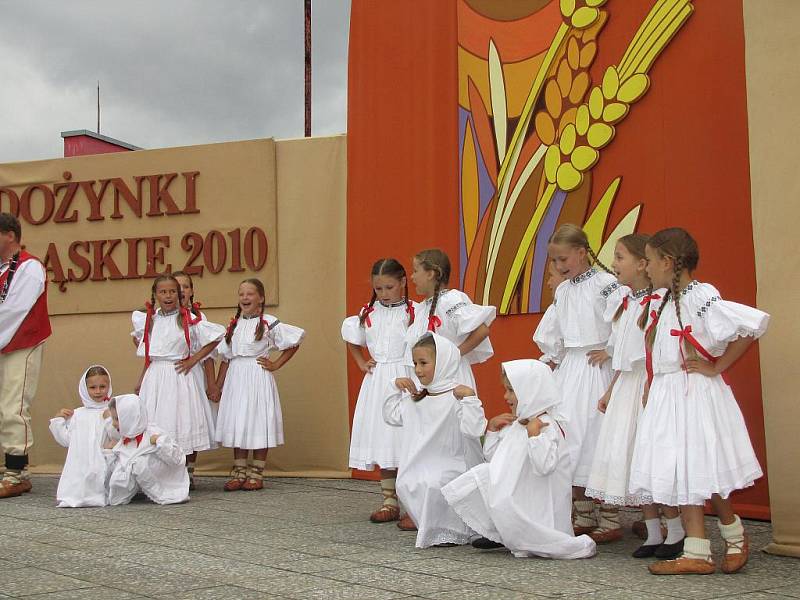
[
  {"x1": 643, "y1": 228, "x2": 700, "y2": 355},
  {"x1": 172, "y1": 270, "x2": 202, "y2": 320},
  {"x1": 359, "y1": 258, "x2": 413, "y2": 327},
  {"x1": 414, "y1": 249, "x2": 451, "y2": 332},
  {"x1": 226, "y1": 278, "x2": 267, "y2": 345},
  {"x1": 549, "y1": 223, "x2": 614, "y2": 275}
]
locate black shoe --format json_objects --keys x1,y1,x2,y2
[
  {"x1": 654, "y1": 537, "x2": 685, "y2": 559},
  {"x1": 632, "y1": 543, "x2": 660, "y2": 558},
  {"x1": 471, "y1": 537, "x2": 505, "y2": 550}
]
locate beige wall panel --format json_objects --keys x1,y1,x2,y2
[
  {"x1": 15, "y1": 135, "x2": 349, "y2": 478},
  {"x1": 744, "y1": 0, "x2": 800, "y2": 557}
]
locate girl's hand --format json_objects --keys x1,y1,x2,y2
[
  {"x1": 526, "y1": 417, "x2": 549, "y2": 437},
  {"x1": 257, "y1": 356, "x2": 279, "y2": 371},
  {"x1": 360, "y1": 359, "x2": 377, "y2": 374},
  {"x1": 487, "y1": 413, "x2": 515, "y2": 432},
  {"x1": 395, "y1": 378, "x2": 418, "y2": 395},
  {"x1": 587, "y1": 350, "x2": 610, "y2": 367},
  {"x1": 206, "y1": 382, "x2": 222, "y2": 403},
  {"x1": 597, "y1": 389, "x2": 612, "y2": 414},
  {"x1": 453, "y1": 385, "x2": 475, "y2": 400},
  {"x1": 149, "y1": 434, "x2": 159, "y2": 445},
  {"x1": 683, "y1": 358, "x2": 718, "y2": 377},
  {"x1": 56, "y1": 408, "x2": 74, "y2": 419},
  {"x1": 174, "y1": 356, "x2": 197, "y2": 375}
]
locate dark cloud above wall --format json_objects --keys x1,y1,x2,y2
[{"x1": 0, "y1": 0, "x2": 350, "y2": 162}]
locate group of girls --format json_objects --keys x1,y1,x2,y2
[
  {"x1": 344, "y1": 228, "x2": 768, "y2": 576},
  {"x1": 50, "y1": 273, "x2": 304, "y2": 505}
]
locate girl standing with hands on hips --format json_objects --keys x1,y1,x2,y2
[
  {"x1": 342, "y1": 258, "x2": 414, "y2": 523},
  {"x1": 629, "y1": 228, "x2": 768, "y2": 575},
  {"x1": 215, "y1": 278, "x2": 305, "y2": 492}
]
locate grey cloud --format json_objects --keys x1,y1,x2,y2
[{"x1": 0, "y1": 0, "x2": 350, "y2": 162}]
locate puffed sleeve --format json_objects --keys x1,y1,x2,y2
[
  {"x1": 704, "y1": 297, "x2": 769, "y2": 349},
  {"x1": 131, "y1": 310, "x2": 147, "y2": 344},
  {"x1": 49, "y1": 417, "x2": 71, "y2": 448},
  {"x1": 482, "y1": 430, "x2": 504, "y2": 461},
  {"x1": 270, "y1": 320, "x2": 306, "y2": 351},
  {"x1": 215, "y1": 335, "x2": 234, "y2": 362},
  {"x1": 341, "y1": 315, "x2": 366, "y2": 346},
  {"x1": 527, "y1": 418, "x2": 560, "y2": 476},
  {"x1": 443, "y1": 291, "x2": 497, "y2": 336},
  {"x1": 533, "y1": 304, "x2": 564, "y2": 364},
  {"x1": 191, "y1": 319, "x2": 225, "y2": 348},
  {"x1": 456, "y1": 395, "x2": 488, "y2": 438},
  {"x1": 383, "y1": 388, "x2": 405, "y2": 427}
]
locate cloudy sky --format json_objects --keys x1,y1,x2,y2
[{"x1": 0, "y1": 1, "x2": 350, "y2": 163}]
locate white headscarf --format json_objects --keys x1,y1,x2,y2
[
  {"x1": 114, "y1": 394, "x2": 148, "y2": 439},
  {"x1": 415, "y1": 332, "x2": 461, "y2": 394},
  {"x1": 78, "y1": 365, "x2": 112, "y2": 409},
  {"x1": 502, "y1": 359, "x2": 565, "y2": 422}
]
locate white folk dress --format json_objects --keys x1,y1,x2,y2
[
  {"x1": 405, "y1": 289, "x2": 495, "y2": 468},
  {"x1": 342, "y1": 301, "x2": 412, "y2": 470},
  {"x1": 106, "y1": 394, "x2": 189, "y2": 505},
  {"x1": 215, "y1": 315, "x2": 305, "y2": 449},
  {"x1": 533, "y1": 268, "x2": 623, "y2": 487},
  {"x1": 131, "y1": 310, "x2": 225, "y2": 454},
  {"x1": 385, "y1": 333, "x2": 488, "y2": 548},
  {"x1": 628, "y1": 282, "x2": 768, "y2": 507},
  {"x1": 443, "y1": 359, "x2": 596, "y2": 559},
  {"x1": 585, "y1": 288, "x2": 664, "y2": 506},
  {"x1": 49, "y1": 366, "x2": 117, "y2": 508}
]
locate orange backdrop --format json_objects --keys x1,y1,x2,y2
[{"x1": 347, "y1": 0, "x2": 768, "y2": 519}]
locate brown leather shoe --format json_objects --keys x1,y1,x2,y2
[
  {"x1": 397, "y1": 513, "x2": 417, "y2": 531},
  {"x1": 721, "y1": 534, "x2": 749, "y2": 574},
  {"x1": 241, "y1": 477, "x2": 264, "y2": 491},
  {"x1": 224, "y1": 477, "x2": 244, "y2": 492},
  {"x1": 589, "y1": 527, "x2": 623, "y2": 543},
  {"x1": 649, "y1": 557, "x2": 716, "y2": 575},
  {"x1": 370, "y1": 505, "x2": 400, "y2": 523},
  {"x1": 0, "y1": 479, "x2": 29, "y2": 499}
]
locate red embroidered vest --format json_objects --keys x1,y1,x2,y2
[{"x1": 1, "y1": 251, "x2": 52, "y2": 354}]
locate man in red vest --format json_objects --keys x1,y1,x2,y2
[{"x1": 0, "y1": 213, "x2": 51, "y2": 498}]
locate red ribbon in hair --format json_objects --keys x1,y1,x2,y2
[
  {"x1": 123, "y1": 433, "x2": 144, "y2": 446},
  {"x1": 640, "y1": 293, "x2": 662, "y2": 306},
  {"x1": 180, "y1": 307, "x2": 193, "y2": 359},
  {"x1": 427, "y1": 315, "x2": 442, "y2": 332},
  {"x1": 670, "y1": 325, "x2": 729, "y2": 384},
  {"x1": 645, "y1": 310, "x2": 659, "y2": 384},
  {"x1": 406, "y1": 303, "x2": 415, "y2": 324},
  {"x1": 621, "y1": 296, "x2": 629, "y2": 311},
  {"x1": 187, "y1": 302, "x2": 203, "y2": 325},
  {"x1": 361, "y1": 304, "x2": 375, "y2": 327}
]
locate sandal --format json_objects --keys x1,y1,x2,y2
[
  {"x1": 241, "y1": 462, "x2": 265, "y2": 491},
  {"x1": 370, "y1": 505, "x2": 400, "y2": 523},
  {"x1": 224, "y1": 464, "x2": 247, "y2": 492}
]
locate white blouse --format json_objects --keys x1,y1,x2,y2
[
  {"x1": 131, "y1": 310, "x2": 225, "y2": 361},
  {"x1": 341, "y1": 301, "x2": 410, "y2": 364},
  {"x1": 217, "y1": 314, "x2": 305, "y2": 360}
]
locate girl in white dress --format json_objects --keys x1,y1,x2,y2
[
  {"x1": 532, "y1": 224, "x2": 624, "y2": 535},
  {"x1": 443, "y1": 359, "x2": 596, "y2": 559},
  {"x1": 384, "y1": 333, "x2": 487, "y2": 548},
  {"x1": 629, "y1": 228, "x2": 768, "y2": 576},
  {"x1": 106, "y1": 394, "x2": 189, "y2": 506},
  {"x1": 342, "y1": 258, "x2": 414, "y2": 523},
  {"x1": 132, "y1": 275, "x2": 224, "y2": 461},
  {"x1": 584, "y1": 235, "x2": 685, "y2": 556},
  {"x1": 173, "y1": 270, "x2": 223, "y2": 489},
  {"x1": 49, "y1": 365, "x2": 117, "y2": 508},
  {"x1": 398, "y1": 248, "x2": 495, "y2": 531},
  {"x1": 215, "y1": 278, "x2": 305, "y2": 492}
]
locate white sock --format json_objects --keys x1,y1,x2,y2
[
  {"x1": 644, "y1": 518, "x2": 664, "y2": 546},
  {"x1": 664, "y1": 516, "x2": 685, "y2": 545},
  {"x1": 682, "y1": 537, "x2": 712, "y2": 561},
  {"x1": 718, "y1": 515, "x2": 745, "y2": 554}
]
